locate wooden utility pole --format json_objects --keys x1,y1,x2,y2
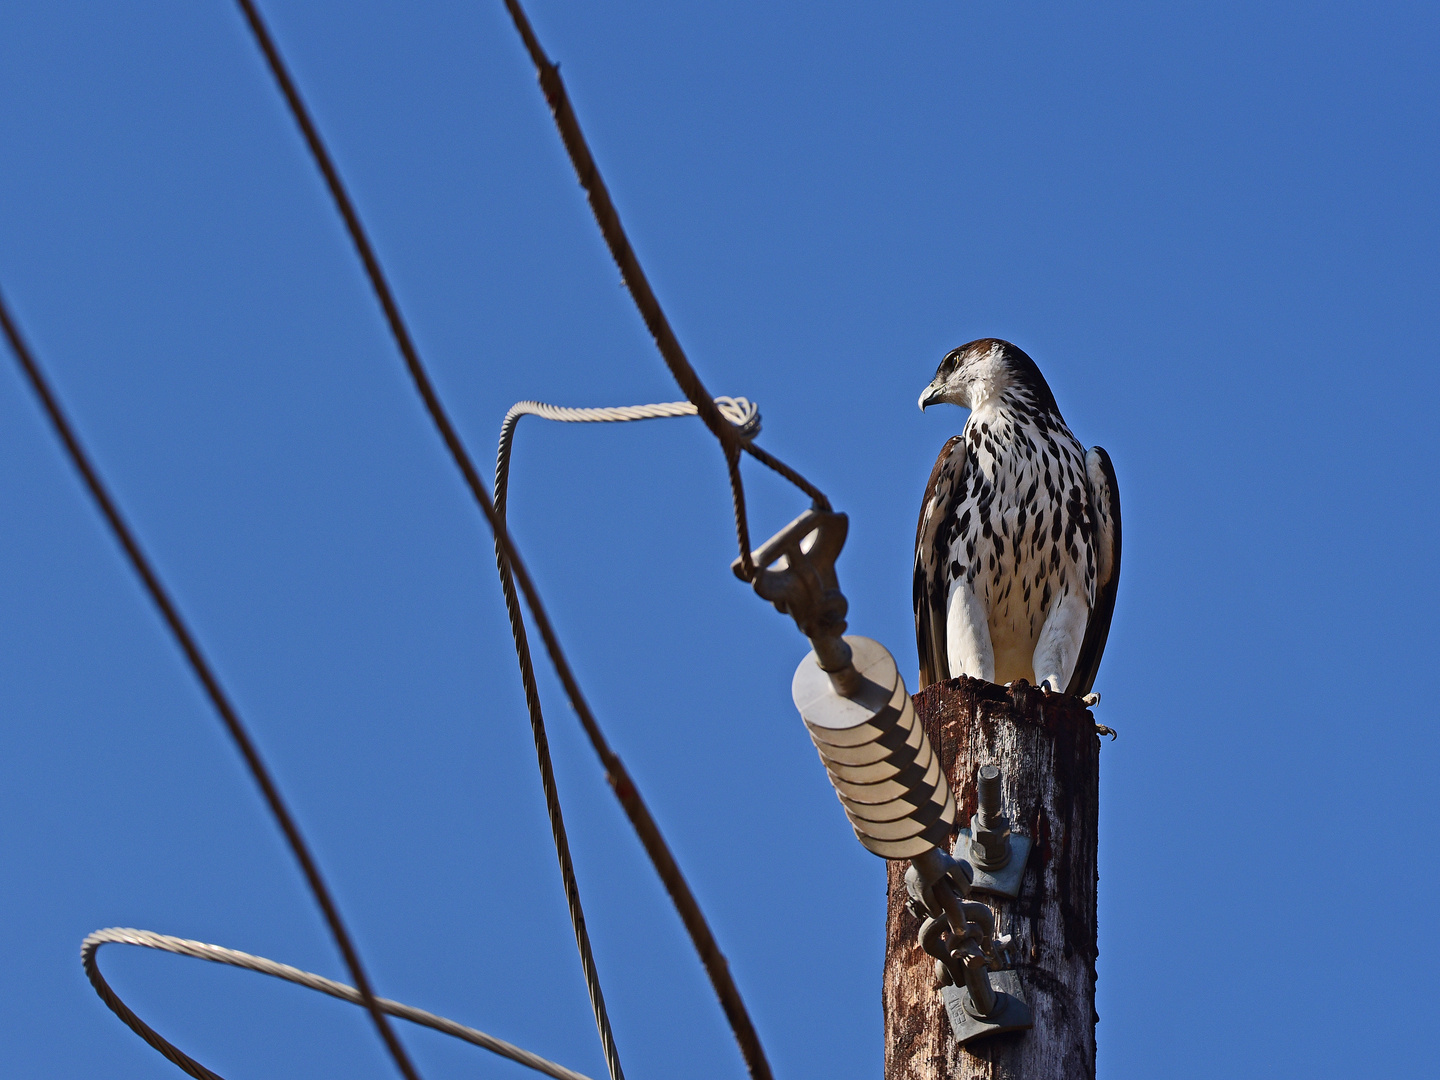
[{"x1": 883, "y1": 678, "x2": 1101, "y2": 1080}]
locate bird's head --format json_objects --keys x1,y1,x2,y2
[{"x1": 918, "y1": 338, "x2": 1060, "y2": 416}]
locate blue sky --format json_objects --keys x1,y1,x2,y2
[{"x1": 2, "y1": 2, "x2": 1437, "y2": 1078}]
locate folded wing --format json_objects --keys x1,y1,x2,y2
[
  {"x1": 1065, "y1": 446, "x2": 1121, "y2": 697},
  {"x1": 914, "y1": 436, "x2": 966, "y2": 689}
]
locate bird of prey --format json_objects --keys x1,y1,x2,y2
[{"x1": 914, "y1": 339, "x2": 1120, "y2": 697}]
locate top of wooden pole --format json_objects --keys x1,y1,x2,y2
[{"x1": 885, "y1": 678, "x2": 1101, "y2": 1080}]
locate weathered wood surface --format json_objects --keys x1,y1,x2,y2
[{"x1": 884, "y1": 678, "x2": 1100, "y2": 1080}]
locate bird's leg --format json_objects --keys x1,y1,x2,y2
[
  {"x1": 1032, "y1": 591, "x2": 1088, "y2": 693},
  {"x1": 944, "y1": 581, "x2": 994, "y2": 683}
]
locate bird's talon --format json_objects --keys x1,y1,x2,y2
[
  {"x1": 1082, "y1": 692, "x2": 1101, "y2": 707},
  {"x1": 1095, "y1": 723, "x2": 1117, "y2": 740}
]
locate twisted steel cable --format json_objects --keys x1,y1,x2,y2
[
  {"x1": 82, "y1": 929, "x2": 594, "y2": 1080},
  {"x1": 229, "y1": 3, "x2": 779, "y2": 1077},
  {"x1": 0, "y1": 286, "x2": 422, "y2": 1080},
  {"x1": 10, "y1": 0, "x2": 835, "y2": 1076},
  {"x1": 496, "y1": 397, "x2": 760, "y2": 497},
  {"x1": 490, "y1": 394, "x2": 757, "y2": 1080},
  {"x1": 499, "y1": 0, "x2": 831, "y2": 587}
]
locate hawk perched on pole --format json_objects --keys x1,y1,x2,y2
[{"x1": 914, "y1": 339, "x2": 1120, "y2": 696}]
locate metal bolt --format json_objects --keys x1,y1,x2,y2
[
  {"x1": 961, "y1": 951, "x2": 999, "y2": 1019},
  {"x1": 812, "y1": 636, "x2": 861, "y2": 696},
  {"x1": 969, "y1": 765, "x2": 1012, "y2": 871}
]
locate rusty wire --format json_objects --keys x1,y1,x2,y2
[
  {"x1": 230, "y1": 2, "x2": 781, "y2": 1078},
  {"x1": 499, "y1": 0, "x2": 831, "y2": 587}
]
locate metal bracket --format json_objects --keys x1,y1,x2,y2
[
  {"x1": 953, "y1": 765, "x2": 1030, "y2": 899},
  {"x1": 905, "y1": 848, "x2": 1030, "y2": 1047},
  {"x1": 734, "y1": 507, "x2": 858, "y2": 695},
  {"x1": 954, "y1": 830, "x2": 1031, "y2": 899},
  {"x1": 906, "y1": 847, "x2": 973, "y2": 910},
  {"x1": 940, "y1": 971, "x2": 1034, "y2": 1046}
]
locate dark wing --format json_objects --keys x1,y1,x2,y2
[
  {"x1": 1066, "y1": 446, "x2": 1121, "y2": 697},
  {"x1": 915, "y1": 436, "x2": 966, "y2": 690}
]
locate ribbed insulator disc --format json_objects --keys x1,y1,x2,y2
[{"x1": 792, "y1": 636, "x2": 956, "y2": 859}]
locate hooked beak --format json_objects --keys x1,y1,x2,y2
[{"x1": 918, "y1": 380, "x2": 946, "y2": 411}]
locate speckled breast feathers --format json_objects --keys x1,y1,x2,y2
[{"x1": 915, "y1": 340, "x2": 1120, "y2": 696}]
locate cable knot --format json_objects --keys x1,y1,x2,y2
[{"x1": 713, "y1": 396, "x2": 761, "y2": 443}]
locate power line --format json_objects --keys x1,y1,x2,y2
[
  {"x1": 14, "y1": 1, "x2": 830, "y2": 1072},
  {"x1": 229, "y1": 2, "x2": 778, "y2": 1077},
  {"x1": 82, "y1": 928, "x2": 596, "y2": 1080},
  {"x1": 491, "y1": 395, "x2": 760, "y2": 1080},
  {"x1": 0, "y1": 288, "x2": 422, "y2": 1080},
  {"x1": 499, "y1": 0, "x2": 831, "y2": 587}
]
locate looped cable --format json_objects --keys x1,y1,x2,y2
[
  {"x1": 502, "y1": 0, "x2": 829, "y2": 596},
  {"x1": 496, "y1": 396, "x2": 760, "y2": 516},
  {"x1": 492, "y1": 394, "x2": 762, "y2": 1080},
  {"x1": 501, "y1": 396, "x2": 758, "y2": 438},
  {"x1": 81, "y1": 928, "x2": 594, "y2": 1080},
  {"x1": 496, "y1": 395, "x2": 771, "y2": 584}
]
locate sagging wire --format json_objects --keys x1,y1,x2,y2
[
  {"x1": 0, "y1": 289, "x2": 422, "y2": 1080},
  {"x1": 229, "y1": 2, "x2": 780, "y2": 1077},
  {"x1": 491, "y1": 395, "x2": 761, "y2": 1080},
  {"x1": 82, "y1": 928, "x2": 595, "y2": 1080}
]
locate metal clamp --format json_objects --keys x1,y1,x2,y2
[
  {"x1": 905, "y1": 848, "x2": 1032, "y2": 1046},
  {"x1": 734, "y1": 508, "x2": 858, "y2": 695},
  {"x1": 954, "y1": 765, "x2": 1031, "y2": 899}
]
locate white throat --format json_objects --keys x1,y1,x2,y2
[{"x1": 956, "y1": 348, "x2": 1011, "y2": 412}]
